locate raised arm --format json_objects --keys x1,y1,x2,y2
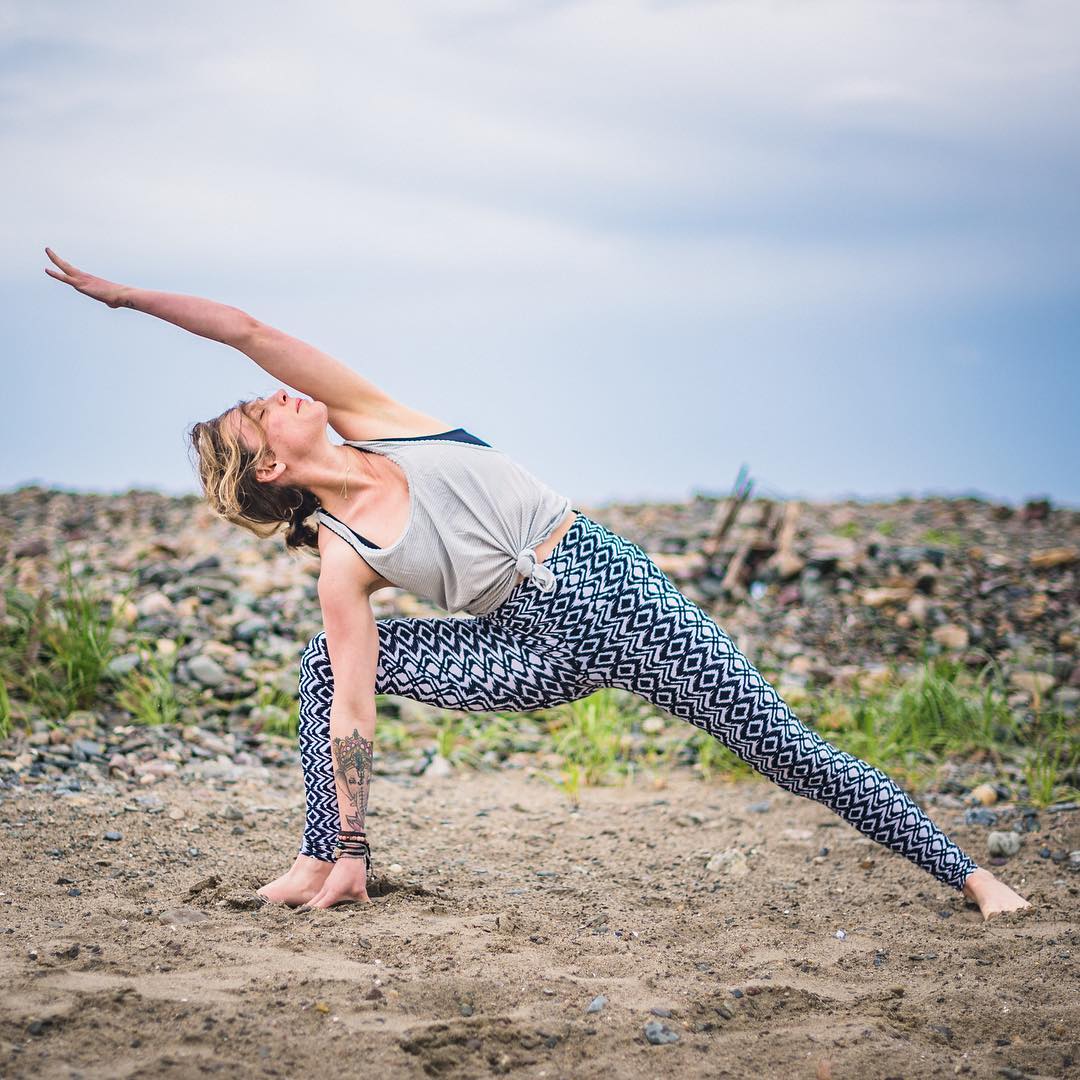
[{"x1": 43, "y1": 246, "x2": 400, "y2": 418}]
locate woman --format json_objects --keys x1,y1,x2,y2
[{"x1": 45, "y1": 247, "x2": 1032, "y2": 921}]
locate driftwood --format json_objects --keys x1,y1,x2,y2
[
  {"x1": 701, "y1": 464, "x2": 755, "y2": 560},
  {"x1": 691, "y1": 467, "x2": 806, "y2": 598}
]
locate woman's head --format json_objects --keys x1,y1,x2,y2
[{"x1": 187, "y1": 389, "x2": 328, "y2": 554}]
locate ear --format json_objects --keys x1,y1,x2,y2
[{"x1": 254, "y1": 459, "x2": 286, "y2": 485}]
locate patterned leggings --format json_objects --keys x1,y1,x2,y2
[{"x1": 296, "y1": 511, "x2": 980, "y2": 892}]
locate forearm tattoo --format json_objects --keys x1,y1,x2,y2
[{"x1": 331, "y1": 728, "x2": 374, "y2": 834}]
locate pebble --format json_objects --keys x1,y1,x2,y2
[
  {"x1": 103, "y1": 831, "x2": 123, "y2": 842},
  {"x1": 159, "y1": 907, "x2": 208, "y2": 926},
  {"x1": 644, "y1": 1020, "x2": 679, "y2": 1045},
  {"x1": 987, "y1": 831, "x2": 1022, "y2": 857},
  {"x1": 586, "y1": 994, "x2": 608, "y2": 1014},
  {"x1": 705, "y1": 849, "x2": 749, "y2": 878}
]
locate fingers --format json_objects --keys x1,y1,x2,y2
[{"x1": 45, "y1": 247, "x2": 78, "y2": 274}]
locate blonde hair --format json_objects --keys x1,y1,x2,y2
[{"x1": 187, "y1": 397, "x2": 320, "y2": 555}]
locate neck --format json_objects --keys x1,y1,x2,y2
[{"x1": 309, "y1": 445, "x2": 378, "y2": 519}]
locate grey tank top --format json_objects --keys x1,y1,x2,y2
[{"x1": 314, "y1": 431, "x2": 572, "y2": 616}]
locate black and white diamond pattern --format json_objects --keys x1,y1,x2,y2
[{"x1": 295, "y1": 513, "x2": 978, "y2": 892}]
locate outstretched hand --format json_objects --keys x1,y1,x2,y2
[{"x1": 43, "y1": 247, "x2": 126, "y2": 308}]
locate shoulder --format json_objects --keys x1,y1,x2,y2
[
  {"x1": 316, "y1": 520, "x2": 383, "y2": 596},
  {"x1": 327, "y1": 399, "x2": 459, "y2": 442}
]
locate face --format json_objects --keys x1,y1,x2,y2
[
  {"x1": 343, "y1": 764, "x2": 364, "y2": 803},
  {"x1": 227, "y1": 389, "x2": 326, "y2": 472}
]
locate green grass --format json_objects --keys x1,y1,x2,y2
[
  {"x1": 115, "y1": 648, "x2": 186, "y2": 726},
  {"x1": 248, "y1": 681, "x2": 299, "y2": 739},
  {"x1": 919, "y1": 527, "x2": 967, "y2": 548},
  {"x1": 0, "y1": 551, "x2": 137, "y2": 725},
  {"x1": 546, "y1": 688, "x2": 635, "y2": 786},
  {"x1": 0, "y1": 677, "x2": 12, "y2": 740}
]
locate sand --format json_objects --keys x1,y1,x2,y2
[{"x1": 0, "y1": 766, "x2": 1076, "y2": 1080}]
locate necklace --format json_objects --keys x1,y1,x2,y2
[{"x1": 339, "y1": 446, "x2": 353, "y2": 499}]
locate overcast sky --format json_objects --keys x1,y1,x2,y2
[{"x1": 4, "y1": 1, "x2": 1078, "y2": 510}]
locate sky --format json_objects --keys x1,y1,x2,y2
[{"x1": 3, "y1": 0, "x2": 1079, "y2": 510}]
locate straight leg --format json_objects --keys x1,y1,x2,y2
[{"x1": 571, "y1": 521, "x2": 981, "y2": 893}]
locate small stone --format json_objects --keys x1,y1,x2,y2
[
  {"x1": 586, "y1": 994, "x2": 608, "y2": 1014},
  {"x1": 987, "y1": 831, "x2": 1022, "y2": 857},
  {"x1": 644, "y1": 1020, "x2": 679, "y2": 1045},
  {"x1": 705, "y1": 849, "x2": 750, "y2": 878},
  {"x1": 103, "y1": 831, "x2": 123, "y2": 842},
  {"x1": 969, "y1": 783, "x2": 998, "y2": 806},
  {"x1": 188, "y1": 654, "x2": 227, "y2": 688},
  {"x1": 649, "y1": 1006, "x2": 673, "y2": 1017},
  {"x1": 932, "y1": 624, "x2": 969, "y2": 651},
  {"x1": 159, "y1": 906, "x2": 208, "y2": 926},
  {"x1": 1009, "y1": 670, "x2": 1055, "y2": 696},
  {"x1": 425, "y1": 754, "x2": 453, "y2": 778}
]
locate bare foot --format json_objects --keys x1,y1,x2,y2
[
  {"x1": 961, "y1": 867, "x2": 1032, "y2": 922},
  {"x1": 258, "y1": 853, "x2": 334, "y2": 907}
]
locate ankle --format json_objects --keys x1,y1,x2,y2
[
  {"x1": 962, "y1": 867, "x2": 990, "y2": 898},
  {"x1": 293, "y1": 853, "x2": 334, "y2": 876}
]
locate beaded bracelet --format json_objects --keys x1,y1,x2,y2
[{"x1": 334, "y1": 836, "x2": 372, "y2": 874}]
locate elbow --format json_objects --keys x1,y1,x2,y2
[{"x1": 229, "y1": 311, "x2": 264, "y2": 351}]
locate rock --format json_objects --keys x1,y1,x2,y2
[
  {"x1": 644, "y1": 1020, "x2": 679, "y2": 1045},
  {"x1": 987, "y1": 831, "x2": 1022, "y2": 857},
  {"x1": 1009, "y1": 671, "x2": 1055, "y2": 695},
  {"x1": 106, "y1": 652, "x2": 142, "y2": 677},
  {"x1": 861, "y1": 586, "x2": 914, "y2": 608},
  {"x1": 159, "y1": 906, "x2": 208, "y2": 926},
  {"x1": 705, "y1": 849, "x2": 750, "y2": 878},
  {"x1": 932, "y1": 624, "x2": 969, "y2": 651},
  {"x1": 1028, "y1": 546, "x2": 1077, "y2": 570},
  {"x1": 187, "y1": 654, "x2": 227, "y2": 688},
  {"x1": 969, "y1": 783, "x2": 998, "y2": 806},
  {"x1": 103, "y1": 831, "x2": 123, "y2": 842},
  {"x1": 586, "y1": 994, "x2": 608, "y2": 1014},
  {"x1": 424, "y1": 754, "x2": 453, "y2": 777},
  {"x1": 136, "y1": 591, "x2": 175, "y2": 617}
]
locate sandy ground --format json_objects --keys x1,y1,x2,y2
[{"x1": 0, "y1": 765, "x2": 1076, "y2": 1080}]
